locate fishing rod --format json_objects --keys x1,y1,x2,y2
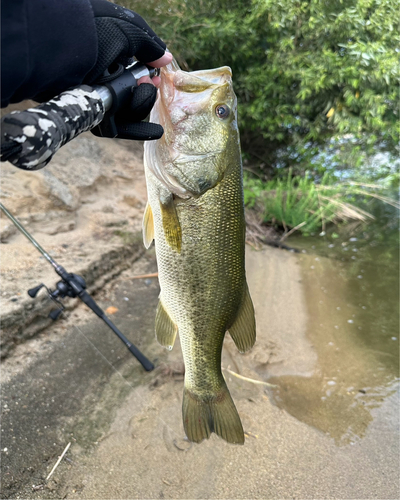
[
  {"x1": 0, "y1": 61, "x2": 159, "y2": 170},
  {"x1": 0, "y1": 202, "x2": 154, "y2": 371}
]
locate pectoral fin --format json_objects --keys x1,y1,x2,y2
[
  {"x1": 160, "y1": 195, "x2": 182, "y2": 253},
  {"x1": 228, "y1": 283, "x2": 256, "y2": 353},
  {"x1": 155, "y1": 300, "x2": 178, "y2": 350},
  {"x1": 142, "y1": 202, "x2": 154, "y2": 249}
]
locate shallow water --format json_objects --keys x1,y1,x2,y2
[{"x1": 267, "y1": 205, "x2": 399, "y2": 445}]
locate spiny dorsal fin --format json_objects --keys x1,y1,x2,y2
[
  {"x1": 160, "y1": 195, "x2": 182, "y2": 253},
  {"x1": 228, "y1": 283, "x2": 256, "y2": 353},
  {"x1": 142, "y1": 202, "x2": 154, "y2": 249},
  {"x1": 155, "y1": 299, "x2": 178, "y2": 350}
]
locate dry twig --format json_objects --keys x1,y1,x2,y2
[
  {"x1": 279, "y1": 221, "x2": 307, "y2": 242},
  {"x1": 222, "y1": 367, "x2": 277, "y2": 387},
  {"x1": 46, "y1": 442, "x2": 71, "y2": 482}
]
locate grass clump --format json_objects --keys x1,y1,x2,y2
[{"x1": 243, "y1": 170, "x2": 398, "y2": 235}]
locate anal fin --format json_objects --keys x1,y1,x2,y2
[
  {"x1": 228, "y1": 283, "x2": 256, "y2": 353},
  {"x1": 142, "y1": 202, "x2": 154, "y2": 249},
  {"x1": 160, "y1": 195, "x2": 182, "y2": 253},
  {"x1": 155, "y1": 300, "x2": 177, "y2": 350}
]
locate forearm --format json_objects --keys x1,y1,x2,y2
[{"x1": 1, "y1": 0, "x2": 98, "y2": 107}]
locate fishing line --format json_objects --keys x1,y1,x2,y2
[{"x1": 68, "y1": 312, "x2": 184, "y2": 442}]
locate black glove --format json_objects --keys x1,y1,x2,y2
[{"x1": 87, "y1": 0, "x2": 167, "y2": 140}]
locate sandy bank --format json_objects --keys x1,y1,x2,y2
[
  {"x1": 1, "y1": 246, "x2": 398, "y2": 499},
  {"x1": 1, "y1": 129, "x2": 398, "y2": 499}
]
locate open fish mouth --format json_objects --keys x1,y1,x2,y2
[
  {"x1": 161, "y1": 64, "x2": 233, "y2": 126},
  {"x1": 145, "y1": 59, "x2": 236, "y2": 197}
]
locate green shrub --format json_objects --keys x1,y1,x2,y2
[
  {"x1": 124, "y1": 0, "x2": 399, "y2": 173},
  {"x1": 243, "y1": 170, "x2": 399, "y2": 234}
]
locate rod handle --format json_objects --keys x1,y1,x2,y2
[
  {"x1": 127, "y1": 344, "x2": 155, "y2": 371},
  {"x1": 1, "y1": 86, "x2": 105, "y2": 170}
]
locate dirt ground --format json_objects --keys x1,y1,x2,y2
[
  {"x1": 1, "y1": 132, "x2": 398, "y2": 499},
  {"x1": 1, "y1": 246, "x2": 399, "y2": 499},
  {"x1": 1, "y1": 132, "x2": 148, "y2": 357}
]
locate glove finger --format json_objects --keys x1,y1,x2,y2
[
  {"x1": 116, "y1": 121, "x2": 164, "y2": 141},
  {"x1": 115, "y1": 20, "x2": 166, "y2": 63},
  {"x1": 85, "y1": 31, "x2": 127, "y2": 83},
  {"x1": 117, "y1": 84, "x2": 158, "y2": 123},
  {"x1": 85, "y1": 20, "x2": 166, "y2": 83},
  {"x1": 91, "y1": 0, "x2": 166, "y2": 61}
]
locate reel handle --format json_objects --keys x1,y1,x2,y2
[{"x1": 28, "y1": 283, "x2": 45, "y2": 298}]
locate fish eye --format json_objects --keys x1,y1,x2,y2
[{"x1": 215, "y1": 104, "x2": 230, "y2": 119}]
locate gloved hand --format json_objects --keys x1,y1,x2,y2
[{"x1": 86, "y1": 0, "x2": 171, "y2": 141}]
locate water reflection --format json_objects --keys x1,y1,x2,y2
[{"x1": 267, "y1": 203, "x2": 399, "y2": 445}]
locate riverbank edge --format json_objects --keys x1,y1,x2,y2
[{"x1": 0, "y1": 236, "x2": 145, "y2": 359}]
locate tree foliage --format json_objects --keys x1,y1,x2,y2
[{"x1": 125, "y1": 0, "x2": 399, "y2": 174}]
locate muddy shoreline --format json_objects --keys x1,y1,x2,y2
[
  {"x1": 1, "y1": 246, "x2": 398, "y2": 499},
  {"x1": 1, "y1": 132, "x2": 398, "y2": 499}
]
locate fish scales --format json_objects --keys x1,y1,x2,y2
[{"x1": 143, "y1": 60, "x2": 256, "y2": 444}]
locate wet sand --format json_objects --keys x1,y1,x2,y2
[{"x1": 1, "y1": 246, "x2": 398, "y2": 499}]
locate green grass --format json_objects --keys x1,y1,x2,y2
[{"x1": 243, "y1": 170, "x2": 398, "y2": 235}]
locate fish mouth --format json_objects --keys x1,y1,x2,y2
[
  {"x1": 166, "y1": 59, "x2": 232, "y2": 89},
  {"x1": 145, "y1": 59, "x2": 233, "y2": 197}
]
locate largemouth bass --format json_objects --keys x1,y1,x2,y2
[{"x1": 143, "y1": 60, "x2": 256, "y2": 444}]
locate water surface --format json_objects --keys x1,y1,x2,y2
[{"x1": 267, "y1": 203, "x2": 399, "y2": 445}]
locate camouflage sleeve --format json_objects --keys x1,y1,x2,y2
[{"x1": 0, "y1": 85, "x2": 105, "y2": 170}]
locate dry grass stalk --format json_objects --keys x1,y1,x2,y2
[
  {"x1": 46, "y1": 442, "x2": 71, "y2": 482},
  {"x1": 319, "y1": 195, "x2": 375, "y2": 221},
  {"x1": 280, "y1": 221, "x2": 307, "y2": 242},
  {"x1": 222, "y1": 367, "x2": 277, "y2": 387}
]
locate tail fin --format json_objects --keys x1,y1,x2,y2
[{"x1": 182, "y1": 383, "x2": 244, "y2": 445}]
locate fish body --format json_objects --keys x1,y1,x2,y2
[{"x1": 143, "y1": 61, "x2": 256, "y2": 444}]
